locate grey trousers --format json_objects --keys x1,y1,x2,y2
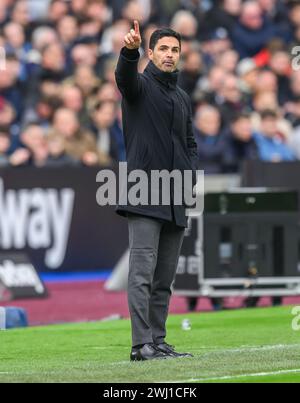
[{"x1": 127, "y1": 213, "x2": 185, "y2": 348}]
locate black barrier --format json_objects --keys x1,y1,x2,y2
[
  {"x1": 174, "y1": 190, "x2": 300, "y2": 297},
  {"x1": 242, "y1": 161, "x2": 300, "y2": 217},
  {"x1": 0, "y1": 167, "x2": 128, "y2": 273}
]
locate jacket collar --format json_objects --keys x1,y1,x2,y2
[{"x1": 144, "y1": 61, "x2": 179, "y2": 89}]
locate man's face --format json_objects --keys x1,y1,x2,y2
[
  {"x1": 148, "y1": 36, "x2": 181, "y2": 73},
  {"x1": 261, "y1": 117, "x2": 277, "y2": 137}
]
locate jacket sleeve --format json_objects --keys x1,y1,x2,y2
[{"x1": 115, "y1": 47, "x2": 143, "y2": 102}]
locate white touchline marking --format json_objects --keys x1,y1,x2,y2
[
  {"x1": 169, "y1": 368, "x2": 300, "y2": 383},
  {"x1": 202, "y1": 343, "x2": 300, "y2": 354}
]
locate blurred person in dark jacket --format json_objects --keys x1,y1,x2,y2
[
  {"x1": 201, "y1": 0, "x2": 242, "y2": 38},
  {"x1": 224, "y1": 112, "x2": 259, "y2": 172},
  {"x1": 178, "y1": 48, "x2": 204, "y2": 95},
  {"x1": 217, "y1": 74, "x2": 246, "y2": 124},
  {"x1": 268, "y1": 50, "x2": 292, "y2": 106},
  {"x1": 26, "y1": 42, "x2": 67, "y2": 108},
  {"x1": 231, "y1": 0, "x2": 278, "y2": 59},
  {"x1": 0, "y1": 55, "x2": 24, "y2": 121},
  {"x1": 194, "y1": 104, "x2": 229, "y2": 174},
  {"x1": 287, "y1": 0, "x2": 300, "y2": 41},
  {"x1": 91, "y1": 100, "x2": 122, "y2": 163},
  {"x1": 285, "y1": 96, "x2": 300, "y2": 129},
  {"x1": 288, "y1": 70, "x2": 300, "y2": 102},
  {"x1": 10, "y1": 123, "x2": 49, "y2": 167}
]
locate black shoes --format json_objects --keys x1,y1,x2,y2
[
  {"x1": 155, "y1": 343, "x2": 194, "y2": 358},
  {"x1": 130, "y1": 343, "x2": 169, "y2": 361},
  {"x1": 130, "y1": 343, "x2": 193, "y2": 361}
]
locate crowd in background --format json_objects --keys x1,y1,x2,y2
[{"x1": 1, "y1": 0, "x2": 300, "y2": 173}]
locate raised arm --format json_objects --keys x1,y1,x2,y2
[{"x1": 115, "y1": 20, "x2": 143, "y2": 102}]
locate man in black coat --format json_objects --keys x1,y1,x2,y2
[{"x1": 115, "y1": 21, "x2": 198, "y2": 361}]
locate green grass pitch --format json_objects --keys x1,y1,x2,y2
[{"x1": 0, "y1": 306, "x2": 300, "y2": 383}]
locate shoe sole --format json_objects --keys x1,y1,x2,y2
[{"x1": 130, "y1": 354, "x2": 170, "y2": 362}]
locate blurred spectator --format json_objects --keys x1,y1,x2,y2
[
  {"x1": 201, "y1": 27, "x2": 232, "y2": 67},
  {"x1": 57, "y1": 15, "x2": 79, "y2": 49},
  {"x1": 0, "y1": 97, "x2": 16, "y2": 128},
  {"x1": 27, "y1": 41, "x2": 67, "y2": 108},
  {"x1": 121, "y1": 0, "x2": 150, "y2": 28},
  {"x1": 91, "y1": 100, "x2": 123, "y2": 163},
  {"x1": 0, "y1": 56, "x2": 24, "y2": 120},
  {"x1": 70, "y1": 0, "x2": 88, "y2": 20},
  {"x1": 216, "y1": 49, "x2": 239, "y2": 74},
  {"x1": 289, "y1": 121, "x2": 300, "y2": 160},
  {"x1": 196, "y1": 65, "x2": 227, "y2": 105},
  {"x1": 178, "y1": 49, "x2": 204, "y2": 95},
  {"x1": 60, "y1": 83, "x2": 89, "y2": 127},
  {"x1": 269, "y1": 50, "x2": 292, "y2": 105},
  {"x1": 96, "y1": 81, "x2": 119, "y2": 104},
  {"x1": 71, "y1": 43, "x2": 97, "y2": 70},
  {"x1": 170, "y1": 10, "x2": 198, "y2": 40},
  {"x1": 10, "y1": 123, "x2": 48, "y2": 167},
  {"x1": 225, "y1": 112, "x2": 258, "y2": 172},
  {"x1": 288, "y1": 70, "x2": 300, "y2": 101},
  {"x1": 254, "y1": 109, "x2": 295, "y2": 161},
  {"x1": 31, "y1": 26, "x2": 59, "y2": 54},
  {"x1": 231, "y1": 0, "x2": 278, "y2": 58},
  {"x1": 0, "y1": 0, "x2": 299, "y2": 172},
  {"x1": 0, "y1": 126, "x2": 11, "y2": 166},
  {"x1": 67, "y1": 64, "x2": 101, "y2": 98},
  {"x1": 0, "y1": 3, "x2": 9, "y2": 28},
  {"x1": 201, "y1": 0, "x2": 242, "y2": 37},
  {"x1": 251, "y1": 91, "x2": 292, "y2": 139},
  {"x1": 259, "y1": 0, "x2": 290, "y2": 40},
  {"x1": 23, "y1": 94, "x2": 61, "y2": 129},
  {"x1": 3, "y1": 21, "x2": 31, "y2": 62},
  {"x1": 48, "y1": 0, "x2": 69, "y2": 25},
  {"x1": 255, "y1": 69, "x2": 278, "y2": 94},
  {"x1": 46, "y1": 130, "x2": 78, "y2": 167},
  {"x1": 217, "y1": 74, "x2": 247, "y2": 123},
  {"x1": 285, "y1": 96, "x2": 300, "y2": 129},
  {"x1": 52, "y1": 107, "x2": 111, "y2": 166},
  {"x1": 194, "y1": 105, "x2": 230, "y2": 174},
  {"x1": 11, "y1": 0, "x2": 31, "y2": 38},
  {"x1": 288, "y1": 0, "x2": 300, "y2": 40},
  {"x1": 237, "y1": 58, "x2": 259, "y2": 100}
]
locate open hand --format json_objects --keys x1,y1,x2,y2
[
  {"x1": 9, "y1": 148, "x2": 31, "y2": 166},
  {"x1": 124, "y1": 20, "x2": 142, "y2": 50}
]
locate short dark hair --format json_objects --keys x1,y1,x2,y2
[
  {"x1": 0, "y1": 125, "x2": 10, "y2": 136},
  {"x1": 149, "y1": 28, "x2": 181, "y2": 51},
  {"x1": 231, "y1": 112, "x2": 251, "y2": 124},
  {"x1": 260, "y1": 109, "x2": 278, "y2": 120}
]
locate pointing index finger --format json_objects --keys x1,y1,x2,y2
[{"x1": 134, "y1": 20, "x2": 140, "y2": 36}]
